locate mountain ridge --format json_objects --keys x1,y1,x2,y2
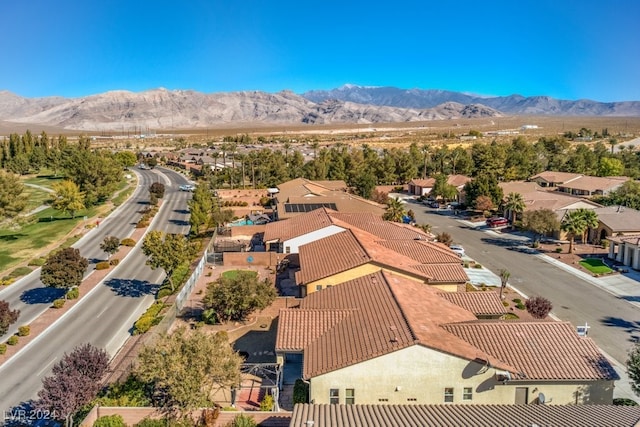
[{"x1": 0, "y1": 85, "x2": 638, "y2": 132}]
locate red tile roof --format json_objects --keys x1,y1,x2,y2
[
  {"x1": 377, "y1": 240, "x2": 461, "y2": 263},
  {"x1": 277, "y1": 271, "x2": 616, "y2": 381},
  {"x1": 263, "y1": 208, "x2": 336, "y2": 242},
  {"x1": 291, "y1": 404, "x2": 640, "y2": 427},
  {"x1": 437, "y1": 291, "x2": 508, "y2": 316},
  {"x1": 442, "y1": 321, "x2": 618, "y2": 380},
  {"x1": 410, "y1": 263, "x2": 469, "y2": 283}
]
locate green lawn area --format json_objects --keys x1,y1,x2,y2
[
  {"x1": 579, "y1": 258, "x2": 614, "y2": 274},
  {"x1": 23, "y1": 171, "x2": 66, "y2": 190},
  {"x1": 0, "y1": 206, "x2": 98, "y2": 272},
  {"x1": 23, "y1": 186, "x2": 52, "y2": 212},
  {"x1": 222, "y1": 270, "x2": 258, "y2": 280}
]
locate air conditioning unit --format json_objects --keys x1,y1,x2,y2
[{"x1": 495, "y1": 370, "x2": 512, "y2": 383}]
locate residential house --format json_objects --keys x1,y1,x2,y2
[
  {"x1": 289, "y1": 403, "x2": 640, "y2": 427},
  {"x1": 608, "y1": 234, "x2": 640, "y2": 271},
  {"x1": 295, "y1": 227, "x2": 467, "y2": 295},
  {"x1": 273, "y1": 178, "x2": 384, "y2": 220},
  {"x1": 593, "y1": 205, "x2": 640, "y2": 242},
  {"x1": 407, "y1": 174, "x2": 471, "y2": 198},
  {"x1": 530, "y1": 171, "x2": 627, "y2": 196},
  {"x1": 276, "y1": 271, "x2": 617, "y2": 407},
  {"x1": 263, "y1": 208, "x2": 431, "y2": 254}
]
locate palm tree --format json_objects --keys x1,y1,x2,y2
[
  {"x1": 383, "y1": 197, "x2": 406, "y2": 222},
  {"x1": 504, "y1": 192, "x2": 526, "y2": 230},
  {"x1": 499, "y1": 269, "x2": 510, "y2": 299},
  {"x1": 576, "y1": 208, "x2": 598, "y2": 244},
  {"x1": 561, "y1": 210, "x2": 586, "y2": 254}
]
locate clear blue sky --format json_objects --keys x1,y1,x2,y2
[{"x1": 1, "y1": 0, "x2": 639, "y2": 102}]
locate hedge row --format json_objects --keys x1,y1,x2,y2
[{"x1": 133, "y1": 301, "x2": 164, "y2": 335}]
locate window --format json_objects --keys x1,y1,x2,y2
[
  {"x1": 316, "y1": 285, "x2": 323, "y2": 291},
  {"x1": 345, "y1": 388, "x2": 355, "y2": 404},
  {"x1": 330, "y1": 388, "x2": 339, "y2": 404},
  {"x1": 463, "y1": 387, "x2": 473, "y2": 401},
  {"x1": 444, "y1": 388, "x2": 454, "y2": 403},
  {"x1": 407, "y1": 398, "x2": 417, "y2": 402},
  {"x1": 285, "y1": 246, "x2": 291, "y2": 253}
]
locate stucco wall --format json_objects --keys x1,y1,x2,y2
[
  {"x1": 309, "y1": 345, "x2": 613, "y2": 405},
  {"x1": 223, "y1": 251, "x2": 279, "y2": 267},
  {"x1": 284, "y1": 225, "x2": 345, "y2": 254}
]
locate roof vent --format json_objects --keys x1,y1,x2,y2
[{"x1": 390, "y1": 336, "x2": 398, "y2": 343}]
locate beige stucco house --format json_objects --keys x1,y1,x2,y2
[{"x1": 276, "y1": 271, "x2": 618, "y2": 407}]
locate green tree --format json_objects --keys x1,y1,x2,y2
[
  {"x1": 149, "y1": 182, "x2": 165, "y2": 199},
  {"x1": 0, "y1": 170, "x2": 28, "y2": 221},
  {"x1": 597, "y1": 157, "x2": 624, "y2": 177},
  {"x1": 503, "y1": 192, "x2": 526, "y2": 229},
  {"x1": 560, "y1": 210, "x2": 587, "y2": 254},
  {"x1": 0, "y1": 300, "x2": 20, "y2": 336},
  {"x1": 628, "y1": 342, "x2": 640, "y2": 397},
  {"x1": 431, "y1": 174, "x2": 457, "y2": 201},
  {"x1": 188, "y1": 184, "x2": 214, "y2": 235},
  {"x1": 463, "y1": 175, "x2": 503, "y2": 209},
  {"x1": 51, "y1": 180, "x2": 85, "y2": 218},
  {"x1": 63, "y1": 148, "x2": 122, "y2": 206},
  {"x1": 114, "y1": 151, "x2": 137, "y2": 168},
  {"x1": 382, "y1": 197, "x2": 406, "y2": 222},
  {"x1": 40, "y1": 247, "x2": 89, "y2": 291},
  {"x1": 141, "y1": 231, "x2": 194, "y2": 292},
  {"x1": 135, "y1": 327, "x2": 242, "y2": 417},
  {"x1": 203, "y1": 271, "x2": 276, "y2": 323},
  {"x1": 522, "y1": 208, "x2": 561, "y2": 244},
  {"x1": 100, "y1": 236, "x2": 121, "y2": 259}
]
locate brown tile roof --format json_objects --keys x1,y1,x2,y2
[
  {"x1": 594, "y1": 206, "x2": 640, "y2": 233},
  {"x1": 290, "y1": 404, "x2": 640, "y2": 427},
  {"x1": 409, "y1": 175, "x2": 470, "y2": 189},
  {"x1": 377, "y1": 240, "x2": 461, "y2": 263},
  {"x1": 263, "y1": 208, "x2": 336, "y2": 242},
  {"x1": 558, "y1": 176, "x2": 628, "y2": 192},
  {"x1": 608, "y1": 233, "x2": 640, "y2": 245},
  {"x1": 437, "y1": 291, "x2": 508, "y2": 316},
  {"x1": 442, "y1": 321, "x2": 618, "y2": 380},
  {"x1": 295, "y1": 229, "x2": 435, "y2": 285},
  {"x1": 410, "y1": 263, "x2": 469, "y2": 283},
  {"x1": 499, "y1": 181, "x2": 602, "y2": 212},
  {"x1": 531, "y1": 171, "x2": 583, "y2": 184},
  {"x1": 275, "y1": 309, "x2": 354, "y2": 351}
]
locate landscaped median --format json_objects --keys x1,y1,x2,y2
[{"x1": 0, "y1": 228, "x2": 149, "y2": 367}]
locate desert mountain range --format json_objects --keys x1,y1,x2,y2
[{"x1": 0, "y1": 85, "x2": 638, "y2": 132}]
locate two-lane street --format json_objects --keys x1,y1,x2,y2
[
  {"x1": 412, "y1": 203, "x2": 639, "y2": 366},
  {"x1": 0, "y1": 167, "x2": 192, "y2": 411}
]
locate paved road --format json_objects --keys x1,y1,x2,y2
[
  {"x1": 0, "y1": 167, "x2": 192, "y2": 412},
  {"x1": 0, "y1": 169, "x2": 158, "y2": 341},
  {"x1": 411, "y1": 203, "x2": 639, "y2": 366}
]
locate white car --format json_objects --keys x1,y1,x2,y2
[
  {"x1": 450, "y1": 245, "x2": 465, "y2": 257},
  {"x1": 179, "y1": 184, "x2": 195, "y2": 192}
]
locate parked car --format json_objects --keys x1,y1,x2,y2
[
  {"x1": 179, "y1": 184, "x2": 196, "y2": 192},
  {"x1": 449, "y1": 245, "x2": 465, "y2": 257},
  {"x1": 486, "y1": 217, "x2": 509, "y2": 228}
]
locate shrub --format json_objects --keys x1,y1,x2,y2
[
  {"x1": 502, "y1": 301, "x2": 509, "y2": 307},
  {"x1": 96, "y1": 261, "x2": 111, "y2": 270},
  {"x1": 93, "y1": 414, "x2": 126, "y2": 427},
  {"x1": 135, "y1": 419, "x2": 166, "y2": 427},
  {"x1": 473, "y1": 263, "x2": 483, "y2": 269},
  {"x1": 7, "y1": 335, "x2": 18, "y2": 346},
  {"x1": 170, "y1": 263, "x2": 191, "y2": 289},
  {"x1": 259, "y1": 394, "x2": 274, "y2": 411},
  {"x1": 121, "y1": 238, "x2": 136, "y2": 247},
  {"x1": 52, "y1": 298, "x2": 65, "y2": 309},
  {"x1": 28, "y1": 257, "x2": 47, "y2": 266},
  {"x1": 293, "y1": 379, "x2": 309, "y2": 404},
  {"x1": 227, "y1": 414, "x2": 256, "y2": 427},
  {"x1": 110, "y1": 258, "x2": 120, "y2": 266},
  {"x1": 133, "y1": 301, "x2": 164, "y2": 335},
  {"x1": 66, "y1": 287, "x2": 79, "y2": 299},
  {"x1": 555, "y1": 247, "x2": 563, "y2": 253},
  {"x1": 0, "y1": 343, "x2": 6, "y2": 354},
  {"x1": 157, "y1": 287, "x2": 173, "y2": 299},
  {"x1": 512, "y1": 298, "x2": 522, "y2": 304},
  {"x1": 525, "y1": 296, "x2": 553, "y2": 319},
  {"x1": 613, "y1": 398, "x2": 638, "y2": 406},
  {"x1": 515, "y1": 303, "x2": 526, "y2": 310},
  {"x1": 0, "y1": 278, "x2": 16, "y2": 287},
  {"x1": 601, "y1": 240, "x2": 610, "y2": 249},
  {"x1": 17, "y1": 325, "x2": 30, "y2": 337}
]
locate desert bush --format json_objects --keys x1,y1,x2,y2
[
  {"x1": 515, "y1": 303, "x2": 526, "y2": 310},
  {"x1": 156, "y1": 287, "x2": 173, "y2": 299},
  {"x1": 613, "y1": 398, "x2": 638, "y2": 406},
  {"x1": 93, "y1": 414, "x2": 126, "y2": 427},
  {"x1": 0, "y1": 278, "x2": 16, "y2": 287},
  {"x1": 7, "y1": 335, "x2": 18, "y2": 345},
  {"x1": 512, "y1": 298, "x2": 522, "y2": 304},
  {"x1": 133, "y1": 301, "x2": 164, "y2": 335},
  {"x1": 555, "y1": 247, "x2": 563, "y2": 253},
  {"x1": 121, "y1": 238, "x2": 136, "y2": 247},
  {"x1": 17, "y1": 325, "x2": 30, "y2": 336},
  {"x1": 525, "y1": 296, "x2": 553, "y2": 319},
  {"x1": 28, "y1": 257, "x2": 47, "y2": 266},
  {"x1": 135, "y1": 419, "x2": 166, "y2": 427},
  {"x1": 96, "y1": 261, "x2": 111, "y2": 270},
  {"x1": 66, "y1": 287, "x2": 79, "y2": 299},
  {"x1": 259, "y1": 394, "x2": 274, "y2": 411},
  {"x1": 110, "y1": 258, "x2": 120, "y2": 266},
  {"x1": 226, "y1": 414, "x2": 256, "y2": 427},
  {"x1": 473, "y1": 263, "x2": 483, "y2": 269},
  {"x1": 52, "y1": 298, "x2": 65, "y2": 309},
  {"x1": 0, "y1": 343, "x2": 6, "y2": 354}
]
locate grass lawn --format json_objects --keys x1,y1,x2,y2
[
  {"x1": 23, "y1": 171, "x2": 66, "y2": 190},
  {"x1": 23, "y1": 186, "x2": 52, "y2": 212},
  {"x1": 579, "y1": 258, "x2": 614, "y2": 274},
  {"x1": 0, "y1": 206, "x2": 98, "y2": 272},
  {"x1": 222, "y1": 270, "x2": 258, "y2": 280}
]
